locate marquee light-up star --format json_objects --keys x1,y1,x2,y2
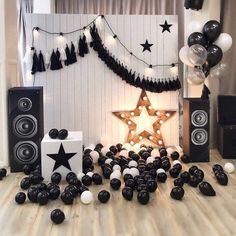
[
  {"x1": 47, "y1": 144, "x2": 77, "y2": 171},
  {"x1": 112, "y1": 90, "x2": 176, "y2": 147},
  {"x1": 159, "y1": 20, "x2": 173, "y2": 33},
  {"x1": 140, "y1": 40, "x2": 153, "y2": 52}
]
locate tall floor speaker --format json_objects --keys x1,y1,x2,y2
[
  {"x1": 183, "y1": 98, "x2": 209, "y2": 162},
  {"x1": 8, "y1": 87, "x2": 44, "y2": 172}
]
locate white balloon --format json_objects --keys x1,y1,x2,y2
[
  {"x1": 101, "y1": 146, "x2": 110, "y2": 155},
  {"x1": 123, "y1": 143, "x2": 132, "y2": 151},
  {"x1": 214, "y1": 33, "x2": 232, "y2": 53},
  {"x1": 110, "y1": 171, "x2": 121, "y2": 180},
  {"x1": 179, "y1": 46, "x2": 194, "y2": 67},
  {"x1": 130, "y1": 168, "x2": 139, "y2": 177},
  {"x1": 156, "y1": 168, "x2": 165, "y2": 175},
  {"x1": 122, "y1": 168, "x2": 130, "y2": 176},
  {"x1": 151, "y1": 149, "x2": 160, "y2": 157},
  {"x1": 81, "y1": 191, "x2": 93, "y2": 204},
  {"x1": 86, "y1": 172, "x2": 94, "y2": 178},
  {"x1": 188, "y1": 21, "x2": 203, "y2": 34},
  {"x1": 113, "y1": 164, "x2": 121, "y2": 172},
  {"x1": 128, "y1": 160, "x2": 138, "y2": 167},
  {"x1": 90, "y1": 150, "x2": 99, "y2": 163},
  {"x1": 77, "y1": 172, "x2": 85, "y2": 180},
  {"x1": 224, "y1": 163, "x2": 235, "y2": 173},
  {"x1": 146, "y1": 156, "x2": 155, "y2": 164},
  {"x1": 120, "y1": 149, "x2": 129, "y2": 158},
  {"x1": 105, "y1": 158, "x2": 113, "y2": 164},
  {"x1": 173, "y1": 160, "x2": 181, "y2": 165}
]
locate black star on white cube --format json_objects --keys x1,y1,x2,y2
[{"x1": 41, "y1": 131, "x2": 83, "y2": 180}]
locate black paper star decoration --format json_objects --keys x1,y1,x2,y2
[
  {"x1": 159, "y1": 20, "x2": 173, "y2": 33},
  {"x1": 47, "y1": 144, "x2": 77, "y2": 171},
  {"x1": 140, "y1": 40, "x2": 153, "y2": 52}
]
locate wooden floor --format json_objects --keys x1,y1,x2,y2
[{"x1": 0, "y1": 149, "x2": 236, "y2": 236}]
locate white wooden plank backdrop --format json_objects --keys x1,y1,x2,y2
[{"x1": 24, "y1": 14, "x2": 179, "y2": 147}]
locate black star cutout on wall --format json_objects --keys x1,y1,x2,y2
[
  {"x1": 159, "y1": 20, "x2": 173, "y2": 33},
  {"x1": 47, "y1": 144, "x2": 77, "y2": 171},
  {"x1": 140, "y1": 40, "x2": 153, "y2": 52}
]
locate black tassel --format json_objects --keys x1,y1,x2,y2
[
  {"x1": 55, "y1": 48, "x2": 63, "y2": 69},
  {"x1": 78, "y1": 36, "x2": 84, "y2": 57},
  {"x1": 64, "y1": 44, "x2": 71, "y2": 66},
  {"x1": 70, "y1": 42, "x2": 77, "y2": 64},
  {"x1": 38, "y1": 50, "x2": 45, "y2": 72},
  {"x1": 175, "y1": 77, "x2": 182, "y2": 90},
  {"x1": 201, "y1": 84, "x2": 211, "y2": 99},
  {"x1": 82, "y1": 34, "x2": 89, "y2": 54},
  {"x1": 31, "y1": 51, "x2": 39, "y2": 74},
  {"x1": 50, "y1": 50, "x2": 57, "y2": 70}
]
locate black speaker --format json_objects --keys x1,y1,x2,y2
[
  {"x1": 8, "y1": 87, "x2": 44, "y2": 172},
  {"x1": 183, "y1": 98, "x2": 209, "y2": 162},
  {"x1": 218, "y1": 125, "x2": 236, "y2": 159},
  {"x1": 217, "y1": 95, "x2": 236, "y2": 125},
  {"x1": 184, "y1": 0, "x2": 204, "y2": 11}
]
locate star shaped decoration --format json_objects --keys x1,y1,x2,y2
[
  {"x1": 112, "y1": 90, "x2": 176, "y2": 147},
  {"x1": 159, "y1": 20, "x2": 173, "y2": 33},
  {"x1": 140, "y1": 40, "x2": 153, "y2": 52},
  {"x1": 47, "y1": 143, "x2": 77, "y2": 171}
]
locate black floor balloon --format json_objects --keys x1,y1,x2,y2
[
  {"x1": 15, "y1": 192, "x2": 26, "y2": 204},
  {"x1": 50, "y1": 209, "x2": 65, "y2": 224},
  {"x1": 49, "y1": 187, "x2": 61, "y2": 200},
  {"x1": 98, "y1": 190, "x2": 110, "y2": 203},
  {"x1": 49, "y1": 128, "x2": 59, "y2": 139},
  {"x1": 22, "y1": 165, "x2": 32, "y2": 175},
  {"x1": 189, "y1": 175, "x2": 199, "y2": 187},
  {"x1": 20, "y1": 177, "x2": 32, "y2": 190},
  {"x1": 170, "y1": 186, "x2": 185, "y2": 200},
  {"x1": 137, "y1": 190, "x2": 150, "y2": 205},
  {"x1": 174, "y1": 178, "x2": 184, "y2": 187},
  {"x1": 61, "y1": 191, "x2": 74, "y2": 204},
  {"x1": 180, "y1": 171, "x2": 190, "y2": 183},
  {"x1": 122, "y1": 187, "x2": 133, "y2": 201},
  {"x1": 51, "y1": 172, "x2": 62, "y2": 184},
  {"x1": 0, "y1": 168, "x2": 7, "y2": 178},
  {"x1": 92, "y1": 173, "x2": 103, "y2": 185},
  {"x1": 157, "y1": 173, "x2": 167, "y2": 183},
  {"x1": 146, "y1": 179, "x2": 157, "y2": 192},
  {"x1": 199, "y1": 182, "x2": 216, "y2": 196},
  {"x1": 37, "y1": 190, "x2": 50, "y2": 205},
  {"x1": 110, "y1": 178, "x2": 121, "y2": 190},
  {"x1": 82, "y1": 175, "x2": 92, "y2": 186},
  {"x1": 27, "y1": 187, "x2": 40, "y2": 203}
]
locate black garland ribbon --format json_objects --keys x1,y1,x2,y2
[{"x1": 89, "y1": 24, "x2": 181, "y2": 93}]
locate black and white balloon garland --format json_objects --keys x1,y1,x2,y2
[{"x1": 29, "y1": 15, "x2": 181, "y2": 93}]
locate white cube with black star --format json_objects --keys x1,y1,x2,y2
[{"x1": 41, "y1": 131, "x2": 83, "y2": 181}]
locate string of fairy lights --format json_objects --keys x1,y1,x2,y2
[{"x1": 31, "y1": 14, "x2": 179, "y2": 70}]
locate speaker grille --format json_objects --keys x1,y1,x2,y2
[
  {"x1": 13, "y1": 141, "x2": 38, "y2": 164},
  {"x1": 191, "y1": 110, "x2": 208, "y2": 127},
  {"x1": 17, "y1": 97, "x2": 32, "y2": 112},
  {"x1": 13, "y1": 115, "x2": 38, "y2": 138},
  {"x1": 191, "y1": 128, "x2": 208, "y2": 145}
]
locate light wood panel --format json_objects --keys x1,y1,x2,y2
[
  {"x1": 24, "y1": 14, "x2": 179, "y2": 147},
  {"x1": 0, "y1": 150, "x2": 236, "y2": 236}
]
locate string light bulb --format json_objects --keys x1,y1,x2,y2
[
  {"x1": 128, "y1": 120, "x2": 132, "y2": 125},
  {"x1": 138, "y1": 106, "x2": 142, "y2": 110},
  {"x1": 166, "y1": 113, "x2": 170, "y2": 117},
  {"x1": 34, "y1": 27, "x2": 39, "y2": 31},
  {"x1": 139, "y1": 136, "x2": 143, "y2": 140},
  {"x1": 159, "y1": 120, "x2": 164, "y2": 124},
  {"x1": 59, "y1": 32, "x2": 63, "y2": 37},
  {"x1": 156, "y1": 130, "x2": 161, "y2": 134},
  {"x1": 158, "y1": 140, "x2": 163, "y2": 145},
  {"x1": 156, "y1": 111, "x2": 161, "y2": 116},
  {"x1": 120, "y1": 113, "x2": 125, "y2": 118},
  {"x1": 130, "y1": 141, "x2": 135, "y2": 145},
  {"x1": 130, "y1": 130, "x2": 135, "y2": 135},
  {"x1": 149, "y1": 64, "x2": 153, "y2": 68},
  {"x1": 148, "y1": 105, "x2": 152, "y2": 110},
  {"x1": 143, "y1": 96, "x2": 147, "y2": 101},
  {"x1": 170, "y1": 63, "x2": 178, "y2": 76},
  {"x1": 113, "y1": 34, "x2": 117, "y2": 39},
  {"x1": 130, "y1": 52, "x2": 133, "y2": 56},
  {"x1": 149, "y1": 136, "x2": 153, "y2": 140},
  {"x1": 130, "y1": 112, "x2": 135, "y2": 116}
]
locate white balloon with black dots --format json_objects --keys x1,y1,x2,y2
[
  {"x1": 81, "y1": 191, "x2": 93, "y2": 204},
  {"x1": 156, "y1": 168, "x2": 165, "y2": 175},
  {"x1": 90, "y1": 150, "x2": 100, "y2": 163},
  {"x1": 224, "y1": 163, "x2": 235, "y2": 173}
]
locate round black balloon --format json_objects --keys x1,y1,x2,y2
[
  {"x1": 15, "y1": 192, "x2": 26, "y2": 204},
  {"x1": 157, "y1": 173, "x2": 167, "y2": 183},
  {"x1": 188, "y1": 32, "x2": 207, "y2": 47},
  {"x1": 22, "y1": 165, "x2": 32, "y2": 175},
  {"x1": 61, "y1": 191, "x2": 74, "y2": 204},
  {"x1": 51, "y1": 172, "x2": 62, "y2": 184},
  {"x1": 37, "y1": 190, "x2": 50, "y2": 205},
  {"x1": 49, "y1": 128, "x2": 59, "y2": 139},
  {"x1": 203, "y1": 20, "x2": 221, "y2": 43},
  {"x1": 174, "y1": 178, "x2": 184, "y2": 187},
  {"x1": 122, "y1": 187, "x2": 133, "y2": 201},
  {"x1": 92, "y1": 173, "x2": 103, "y2": 185},
  {"x1": 49, "y1": 187, "x2": 60, "y2": 200},
  {"x1": 110, "y1": 178, "x2": 121, "y2": 190},
  {"x1": 137, "y1": 190, "x2": 150, "y2": 205},
  {"x1": 98, "y1": 190, "x2": 110, "y2": 203},
  {"x1": 146, "y1": 179, "x2": 158, "y2": 192},
  {"x1": 58, "y1": 129, "x2": 68, "y2": 140},
  {"x1": 170, "y1": 186, "x2": 184, "y2": 200},
  {"x1": 20, "y1": 177, "x2": 32, "y2": 190},
  {"x1": 81, "y1": 175, "x2": 92, "y2": 186},
  {"x1": 199, "y1": 181, "x2": 216, "y2": 196},
  {"x1": 207, "y1": 45, "x2": 223, "y2": 68},
  {"x1": 50, "y1": 209, "x2": 65, "y2": 224}
]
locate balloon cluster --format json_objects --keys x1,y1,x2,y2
[{"x1": 179, "y1": 20, "x2": 232, "y2": 86}]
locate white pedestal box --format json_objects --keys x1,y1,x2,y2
[{"x1": 41, "y1": 131, "x2": 83, "y2": 181}]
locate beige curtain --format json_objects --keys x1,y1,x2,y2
[
  {"x1": 220, "y1": 0, "x2": 236, "y2": 94},
  {"x1": 17, "y1": 0, "x2": 34, "y2": 85}
]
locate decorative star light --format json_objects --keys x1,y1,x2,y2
[
  {"x1": 113, "y1": 90, "x2": 176, "y2": 147},
  {"x1": 159, "y1": 20, "x2": 173, "y2": 33},
  {"x1": 47, "y1": 144, "x2": 77, "y2": 171}
]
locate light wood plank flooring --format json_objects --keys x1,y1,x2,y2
[{"x1": 0, "y1": 149, "x2": 236, "y2": 236}]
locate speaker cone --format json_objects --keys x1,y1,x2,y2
[
  {"x1": 13, "y1": 141, "x2": 38, "y2": 164},
  {"x1": 17, "y1": 97, "x2": 32, "y2": 112},
  {"x1": 191, "y1": 110, "x2": 208, "y2": 127},
  {"x1": 13, "y1": 115, "x2": 38, "y2": 138},
  {"x1": 191, "y1": 128, "x2": 208, "y2": 145}
]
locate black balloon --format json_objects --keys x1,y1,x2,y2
[
  {"x1": 49, "y1": 187, "x2": 60, "y2": 200},
  {"x1": 51, "y1": 172, "x2": 62, "y2": 184},
  {"x1": 181, "y1": 154, "x2": 190, "y2": 163},
  {"x1": 122, "y1": 187, "x2": 133, "y2": 201},
  {"x1": 49, "y1": 128, "x2": 59, "y2": 139},
  {"x1": 92, "y1": 173, "x2": 103, "y2": 185},
  {"x1": 58, "y1": 129, "x2": 68, "y2": 140},
  {"x1": 20, "y1": 177, "x2": 32, "y2": 190},
  {"x1": 170, "y1": 186, "x2": 184, "y2": 200},
  {"x1": 110, "y1": 178, "x2": 121, "y2": 190},
  {"x1": 146, "y1": 179, "x2": 158, "y2": 192},
  {"x1": 81, "y1": 175, "x2": 92, "y2": 186},
  {"x1": 37, "y1": 190, "x2": 50, "y2": 205},
  {"x1": 207, "y1": 45, "x2": 223, "y2": 68},
  {"x1": 174, "y1": 178, "x2": 184, "y2": 187},
  {"x1": 203, "y1": 20, "x2": 221, "y2": 43},
  {"x1": 98, "y1": 190, "x2": 110, "y2": 203},
  {"x1": 170, "y1": 151, "x2": 179, "y2": 160},
  {"x1": 199, "y1": 181, "x2": 216, "y2": 196},
  {"x1": 180, "y1": 171, "x2": 190, "y2": 183},
  {"x1": 50, "y1": 209, "x2": 65, "y2": 224},
  {"x1": 61, "y1": 191, "x2": 74, "y2": 204},
  {"x1": 189, "y1": 175, "x2": 199, "y2": 187},
  {"x1": 0, "y1": 168, "x2": 7, "y2": 178},
  {"x1": 169, "y1": 168, "x2": 180, "y2": 178},
  {"x1": 189, "y1": 165, "x2": 198, "y2": 175},
  {"x1": 215, "y1": 172, "x2": 228, "y2": 186},
  {"x1": 22, "y1": 165, "x2": 32, "y2": 175},
  {"x1": 157, "y1": 173, "x2": 167, "y2": 183},
  {"x1": 137, "y1": 190, "x2": 150, "y2": 205},
  {"x1": 15, "y1": 192, "x2": 26, "y2": 204},
  {"x1": 188, "y1": 32, "x2": 207, "y2": 47}
]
